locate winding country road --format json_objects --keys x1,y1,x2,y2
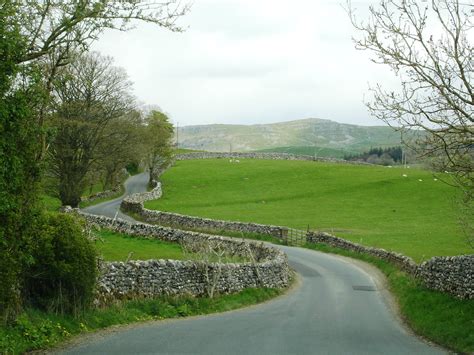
[
  {"x1": 66, "y1": 172, "x2": 445, "y2": 354},
  {"x1": 82, "y1": 172, "x2": 149, "y2": 222}
]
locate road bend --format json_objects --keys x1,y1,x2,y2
[{"x1": 63, "y1": 172, "x2": 444, "y2": 355}]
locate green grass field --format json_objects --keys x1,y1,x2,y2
[
  {"x1": 144, "y1": 159, "x2": 471, "y2": 261},
  {"x1": 95, "y1": 230, "x2": 186, "y2": 261},
  {"x1": 95, "y1": 230, "x2": 248, "y2": 263}
]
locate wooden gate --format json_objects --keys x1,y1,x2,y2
[{"x1": 285, "y1": 228, "x2": 307, "y2": 247}]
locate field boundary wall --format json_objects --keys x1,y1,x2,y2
[
  {"x1": 64, "y1": 208, "x2": 291, "y2": 302},
  {"x1": 120, "y1": 154, "x2": 473, "y2": 300},
  {"x1": 176, "y1": 152, "x2": 371, "y2": 165}
]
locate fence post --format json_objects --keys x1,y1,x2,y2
[{"x1": 280, "y1": 227, "x2": 288, "y2": 244}]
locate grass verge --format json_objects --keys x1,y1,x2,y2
[
  {"x1": 0, "y1": 288, "x2": 282, "y2": 354},
  {"x1": 304, "y1": 242, "x2": 474, "y2": 354}
]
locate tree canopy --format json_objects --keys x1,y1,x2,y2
[{"x1": 144, "y1": 110, "x2": 174, "y2": 185}]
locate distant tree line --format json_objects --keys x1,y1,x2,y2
[{"x1": 344, "y1": 146, "x2": 404, "y2": 166}]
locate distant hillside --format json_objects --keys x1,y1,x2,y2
[{"x1": 178, "y1": 118, "x2": 402, "y2": 153}]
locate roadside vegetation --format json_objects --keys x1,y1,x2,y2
[
  {"x1": 0, "y1": 288, "x2": 282, "y2": 354},
  {"x1": 0, "y1": 1, "x2": 191, "y2": 351},
  {"x1": 145, "y1": 159, "x2": 470, "y2": 261},
  {"x1": 304, "y1": 243, "x2": 474, "y2": 354}
]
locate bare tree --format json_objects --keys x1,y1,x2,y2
[
  {"x1": 244, "y1": 239, "x2": 263, "y2": 287},
  {"x1": 18, "y1": 1, "x2": 189, "y2": 65},
  {"x1": 181, "y1": 238, "x2": 227, "y2": 299},
  {"x1": 15, "y1": 0, "x2": 190, "y2": 159},
  {"x1": 348, "y1": 0, "x2": 472, "y2": 191},
  {"x1": 348, "y1": 0, "x2": 473, "y2": 242}
]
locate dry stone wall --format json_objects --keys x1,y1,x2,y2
[
  {"x1": 119, "y1": 154, "x2": 473, "y2": 300},
  {"x1": 176, "y1": 152, "x2": 371, "y2": 165},
  {"x1": 121, "y1": 182, "x2": 286, "y2": 238},
  {"x1": 306, "y1": 232, "x2": 418, "y2": 274},
  {"x1": 67, "y1": 209, "x2": 290, "y2": 302},
  {"x1": 417, "y1": 255, "x2": 473, "y2": 300},
  {"x1": 307, "y1": 231, "x2": 474, "y2": 299},
  {"x1": 98, "y1": 258, "x2": 289, "y2": 303},
  {"x1": 81, "y1": 186, "x2": 122, "y2": 204}
]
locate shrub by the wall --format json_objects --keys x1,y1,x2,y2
[{"x1": 24, "y1": 213, "x2": 98, "y2": 315}]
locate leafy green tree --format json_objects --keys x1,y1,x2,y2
[
  {"x1": 0, "y1": 1, "x2": 47, "y2": 323},
  {"x1": 144, "y1": 110, "x2": 174, "y2": 185},
  {"x1": 24, "y1": 213, "x2": 98, "y2": 316},
  {"x1": 96, "y1": 110, "x2": 145, "y2": 190}
]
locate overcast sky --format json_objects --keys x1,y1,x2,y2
[{"x1": 93, "y1": 0, "x2": 400, "y2": 127}]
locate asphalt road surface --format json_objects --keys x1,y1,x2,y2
[
  {"x1": 66, "y1": 172, "x2": 444, "y2": 355},
  {"x1": 82, "y1": 172, "x2": 149, "y2": 222}
]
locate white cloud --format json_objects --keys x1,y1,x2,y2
[{"x1": 92, "y1": 0, "x2": 400, "y2": 126}]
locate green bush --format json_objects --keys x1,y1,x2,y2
[
  {"x1": 0, "y1": 1, "x2": 46, "y2": 323},
  {"x1": 24, "y1": 213, "x2": 98, "y2": 316}
]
